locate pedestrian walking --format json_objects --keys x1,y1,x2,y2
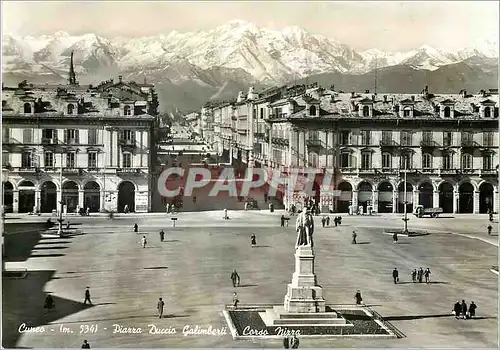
[
  {"x1": 141, "y1": 235, "x2": 147, "y2": 248},
  {"x1": 223, "y1": 208, "x2": 228, "y2": 220},
  {"x1": 134, "y1": 223, "x2": 139, "y2": 233},
  {"x1": 468, "y1": 301, "x2": 477, "y2": 318},
  {"x1": 81, "y1": 340, "x2": 91, "y2": 349},
  {"x1": 424, "y1": 268, "x2": 431, "y2": 283},
  {"x1": 334, "y1": 217, "x2": 338, "y2": 227},
  {"x1": 352, "y1": 231, "x2": 357, "y2": 244},
  {"x1": 392, "y1": 232, "x2": 398, "y2": 244},
  {"x1": 232, "y1": 292, "x2": 239, "y2": 309},
  {"x1": 231, "y1": 269, "x2": 240, "y2": 287},
  {"x1": 283, "y1": 336, "x2": 290, "y2": 349},
  {"x1": 392, "y1": 268, "x2": 399, "y2": 284},
  {"x1": 44, "y1": 294, "x2": 55, "y2": 313},
  {"x1": 418, "y1": 267, "x2": 424, "y2": 283},
  {"x1": 290, "y1": 335, "x2": 299, "y2": 349},
  {"x1": 157, "y1": 297, "x2": 165, "y2": 318},
  {"x1": 487, "y1": 225, "x2": 492, "y2": 235},
  {"x1": 461, "y1": 300, "x2": 468, "y2": 319},
  {"x1": 321, "y1": 217, "x2": 326, "y2": 227},
  {"x1": 281, "y1": 215, "x2": 285, "y2": 227},
  {"x1": 354, "y1": 290, "x2": 363, "y2": 305},
  {"x1": 251, "y1": 234, "x2": 257, "y2": 247},
  {"x1": 159, "y1": 230, "x2": 165, "y2": 242},
  {"x1": 326, "y1": 216, "x2": 330, "y2": 226},
  {"x1": 84, "y1": 287, "x2": 92, "y2": 305},
  {"x1": 453, "y1": 301, "x2": 461, "y2": 318},
  {"x1": 124, "y1": 204, "x2": 129, "y2": 214},
  {"x1": 411, "y1": 269, "x2": 417, "y2": 282}
]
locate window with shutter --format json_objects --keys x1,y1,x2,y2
[{"x1": 23, "y1": 128, "x2": 32, "y2": 143}]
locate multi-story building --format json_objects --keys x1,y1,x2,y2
[
  {"x1": 2, "y1": 53, "x2": 158, "y2": 213},
  {"x1": 199, "y1": 84, "x2": 499, "y2": 214}
]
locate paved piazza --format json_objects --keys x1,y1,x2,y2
[{"x1": 3, "y1": 211, "x2": 498, "y2": 348}]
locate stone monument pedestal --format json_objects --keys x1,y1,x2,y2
[
  {"x1": 284, "y1": 246, "x2": 326, "y2": 313},
  {"x1": 266, "y1": 245, "x2": 346, "y2": 326}
]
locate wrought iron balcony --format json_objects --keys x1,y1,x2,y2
[
  {"x1": 460, "y1": 140, "x2": 480, "y2": 148},
  {"x1": 119, "y1": 138, "x2": 136, "y2": 147},
  {"x1": 379, "y1": 139, "x2": 399, "y2": 147},
  {"x1": 420, "y1": 140, "x2": 439, "y2": 148},
  {"x1": 42, "y1": 138, "x2": 58, "y2": 145},
  {"x1": 62, "y1": 167, "x2": 82, "y2": 174},
  {"x1": 116, "y1": 167, "x2": 142, "y2": 175},
  {"x1": 479, "y1": 169, "x2": 497, "y2": 177}
]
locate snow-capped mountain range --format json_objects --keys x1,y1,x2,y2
[{"x1": 2, "y1": 19, "x2": 498, "y2": 85}]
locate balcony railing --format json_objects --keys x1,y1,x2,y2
[
  {"x1": 307, "y1": 139, "x2": 323, "y2": 148},
  {"x1": 479, "y1": 169, "x2": 497, "y2": 176},
  {"x1": 63, "y1": 167, "x2": 81, "y2": 174},
  {"x1": 17, "y1": 167, "x2": 37, "y2": 173},
  {"x1": 460, "y1": 140, "x2": 480, "y2": 147},
  {"x1": 64, "y1": 138, "x2": 79, "y2": 145},
  {"x1": 119, "y1": 138, "x2": 136, "y2": 147},
  {"x1": 420, "y1": 140, "x2": 439, "y2": 147},
  {"x1": 379, "y1": 139, "x2": 399, "y2": 147},
  {"x1": 42, "y1": 138, "x2": 58, "y2": 145},
  {"x1": 116, "y1": 167, "x2": 141, "y2": 174}
]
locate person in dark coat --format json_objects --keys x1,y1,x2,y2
[
  {"x1": 84, "y1": 287, "x2": 92, "y2": 305},
  {"x1": 231, "y1": 270, "x2": 240, "y2": 287},
  {"x1": 250, "y1": 234, "x2": 256, "y2": 247},
  {"x1": 411, "y1": 269, "x2": 417, "y2": 282},
  {"x1": 281, "y1": 215, "x2": 285, "y2": 227},
  {"x1": 291, "y1": 335, "x2": 299, "y2": 349},
  {"x1": 418, "y1": 267, "x2": 424, "y2": 283},
  {"x1": 392, "y1": 268, "x2": 399, "y2": 284},
  {"x1": 354, "y1": 290, "x2": 362, "y2": 305},
  {"x1": 453, "y1": 301, "x2": 462, "y2": 319},
  {"x1": 338, "y1": 216, "x2": 342, "y2": 225},
  {"x1": 487, "y1": 225, "x2": 492, "y2": 235},
  {"x1": 44, "y1": 294, "x2": 55, "y2": 312},
  {"x1": 159, "y1": 230, "x2": 165, "y2": 242},
  {"x1": 134, "y1": 223, "x2": 138, "y2": 233},
  {"x1": 461, "y1": 300, "x2": 468, "y2": 319},
  {"x1": 283, "y1": 337, "x2": 290, "y2": 349},
  {"x1": 424, "y1": 268, "x2": 431, "y2": 283},
  {"x1": 81, "y1": 340, "x2": 91, "y2": 349},
  {"x1": 392, "y1": 232, "x2": 398, "y2": 244},
  {"x1": 334, "y1": 217, "x2": 338, "y2": 227},
  {"x1": 326, "y1": 216, "x2": 330, "y2": 226},
  {"x1": 469, "y1": 301, "x2": 477, "y2": 318},
  {"x1": 321, "y1": 217, "x2": 326, "y2": 227},
  {"x1": 352, "y1": 231, "x2": 357, "y2": 244}
]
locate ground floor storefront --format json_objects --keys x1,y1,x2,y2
[{"x1": 3, "y1": 172, "x2": 151, "y2": 214}]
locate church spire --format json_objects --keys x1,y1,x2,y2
[{"x1": 68, "y1": 51, "x2": 78, "y2": 86}]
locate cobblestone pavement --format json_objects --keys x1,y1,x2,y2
[{"x1": 3, "y1": 212, "x2": 498, "y2": 348}]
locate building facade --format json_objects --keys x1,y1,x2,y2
[
  {"x1": 199, "y1": 84, "x2": 499, "y2": 214},
  {"x1": 2, "y1": 58, "x2": 158, "y2": 213}
]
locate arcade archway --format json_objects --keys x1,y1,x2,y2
[
  {"x1": 377, "y1": 182, "x2": 393, "y2": 213},
  {"x1": 398, "y1": 182, "x2": 413, "y2": 213},
  {"x1": 438, "y1": 182, "x2": 454, "y2": 213},
  {"x1": 358, "y1": 182, "x2": 373, "y2": 214},
  {"x1": 40, "y1": 181, "x2": 57, "y2": 213},
  {"x1": 459, "y1": 182, "x2": 474, "y2": 213},
  {"x1": 3, "y1": 182, "x2": 13, "y2": 213},
  {"x1": 418, "y1": 182, "x2": 433, "y2": 209},
  {"x1": 84, "y1": 181, "x2": 101, "y2": 213},
  {"x1": 118, "y1": 181, "x2": 135, "y2": 212},
  {"x1": 337, "y1": 182, "x2": 352, "y2": 213},
  {"x1": 62, "y1": 181, "x2": 79, "y2": 213},
  {"x1": 479, "y1": 182, "x2": 494, "y2": 214},
  {"x1": 18, "y1": 180, "x2": 35, "y2": 213}
]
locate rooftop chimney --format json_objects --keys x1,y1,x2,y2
[
  {"x1": 351, "y1": 91, "x2": 355, "y2": 98},
  {"x1": 383, "y1": 95, "x2": 388, "y2": 103},
  {"x1": 118, "y1": 75, "x2": 123, "y2": 83},
  {"x1": 411, "y1": 95, "x2": 415, "y2": 101},
  {"x1": 365, "y1": 89, "x2": 370, "y2": 93}
]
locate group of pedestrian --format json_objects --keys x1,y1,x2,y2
[
  {"x1": 321, "y1": 216, "x2": 330, "y2": 227},
  {"x1": 410, "y1": 267, "x2": 431, "y2": 283},
  {"x1": 283, "y1": 334, "x2": 300, "y2": 348},
  {"x1": 453, "y1": 300, "x2": 477, "y2": 319}
]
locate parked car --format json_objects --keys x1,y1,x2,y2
[{"x1": 413, "y1": 205, "x2": 443, "y2": 218}]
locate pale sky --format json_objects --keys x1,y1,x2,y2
[{"x1": 2, "y1": 1, "x2": 498, "y2": 52}]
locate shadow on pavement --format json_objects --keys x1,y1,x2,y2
[
  {"x1": 2, "y1": 270, "x2": 94, "y2": 348},
  {"x1": 32, "y1": 246, "x2": 69, "y2": 250},
  {"x1": 357, "y1": 242, "x2": 370, "y2": 245},
  {"x1": 30, "y1": 253, "x2": 66, "y2": 258},
  {"x1": 384, "y1": 313, "x2": 452, "y2": 321},
  {"x1": 35, "y1": 240, "x2": 72, "y2": 245},
  {"x1": 238, "y1": 284, "x2": 258, "y2": 288}
]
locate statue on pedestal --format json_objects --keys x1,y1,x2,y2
[{"x1": 295, "y1": 208, "x2": 315, "y2": 248}]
